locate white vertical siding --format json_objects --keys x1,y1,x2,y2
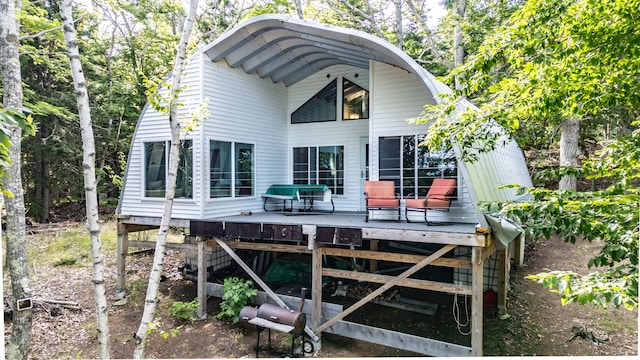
[
  {"x1": 370, "y1": 61, "x2": 478, "y2": 224},
  {"x1": 118, "y1": 54, "x2": 204, "y2": 219},
  {"x1": 288, "y1": 65, "x2": 370, "y2": 211},
  {"x1": 202, "y1": 61, "x2": 288, "y2": 218}
]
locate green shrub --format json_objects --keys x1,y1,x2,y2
[
  {"x1": 169, "y1": 299, "x2": 199, "y2": 321},
  {"x1": 216, "y1": 277, "x2": 257, "y2": 323}
]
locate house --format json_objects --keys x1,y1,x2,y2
[{"x1": 116, "y1": 15, "x2": 532, "y2": 357}]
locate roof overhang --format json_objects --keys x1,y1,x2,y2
[{"x1": 200, "y1": 15, "x2": 446, "y2": 100}]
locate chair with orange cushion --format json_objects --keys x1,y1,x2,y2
[
  {"x1": 405, "y1": 178, "x2": 457, "y2": 225},
  {"x1": 364, "y1": 181, "x2": 401, "y2": 222}
]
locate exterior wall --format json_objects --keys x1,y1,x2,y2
[
  {"x1": 118, "y1": 54, "x2": 205, "y2": 219},
  {"x1": 201, "y1": 61, "x2": 288, "y2": 218},
  {"x1": 288, "y1": 64, "x2": 370, "y2": 211},
  {"x1": 370, "y1": 61, "x2": 478, "y2": 223}
]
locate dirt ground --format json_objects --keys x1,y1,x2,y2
[{"x1": 4, "y1": 229, "x2": 638, "y2": 358}]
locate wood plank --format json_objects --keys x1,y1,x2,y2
[
  {"x1": 322, "y1": 268, "x2": 472, "y2": 295},
  {"x1": 118, "y1": 215, "x2": 190, "y2": 228},
  {"x1": 208, "y1": 240, "x2": 310, "y2": 254},
  {"x1": 497, "y1": 247, "x2": 509, "y2": 313},
  {"x1": 311, "y1": 235, "x2": 323, "y2": 331},
  {"x1": 129, "y1": 240, "x2": 195, "y2": 252},
  {"x1": 471, "y1": 247, "x2": 484, "y2": 356},
  {"x1": 362, "y1": 228, "x2": 486, "y2": 247},
  {"x1": 323, "y1": 319, "x2": 472, "y2": 357},
  {"x1": 213, "y1": 238, "x2": 320, "y2": 342},
  {"x1": 322, "y1": 247, "x2": 471, "y2": 269},
  {"x1": 315, "y1": 244, "x2": 457, "y2": 334}
]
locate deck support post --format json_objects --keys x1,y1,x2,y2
[
  {"x1": 308, "y1": 226, "x2": 323, "y2": 351},
  {"x1": 197, "y1": 236, "x2": 207, "y2": 318},
  {"x1": 471, "y1": 246, "x2": 484, "y2": 356},
  {"x1": 497, "y1": 245, "x2": 509, "y2": 316},
  {"x1": 116, "y1": 221, "x2": 129, "y2": 292}
]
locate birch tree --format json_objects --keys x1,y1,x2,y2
[
  {"x1": 57, "y1": 0, "x2": 111, "y2": 358},
  {"x1": 1, "y1": 0, "x2": 34, "y2": 358},
  {"x1": 132, "y1": 0, "x2": 199, "y2": 357}
]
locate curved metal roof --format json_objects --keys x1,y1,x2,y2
[{"x1": 199, "y1": 14, "x2": 443, "y2": 98}]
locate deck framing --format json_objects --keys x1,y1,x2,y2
[{"x1": 116, "y1": 214, "x2": 509, "y2": 357}]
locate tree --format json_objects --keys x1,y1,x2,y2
[
  {"x1": 58, "y1": 0, "x2": 110, "y2": 357},
  {"x1": 1, "y1": 0, "x2": 35, "y2": 358},
  {"x1": 132, "y1": 0, "x2": 199, "y2": 357},
  {"x1": 422, "y1": 0, "x2": 640, "y2": 307}
]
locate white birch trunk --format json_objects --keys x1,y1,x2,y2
[
  {"x1": 57, "y1": 1, "x2": 110, "y2": 358},
  {"x1": 559, "y1": 117, "x2": 580, "y2": 190},
  {"x1": 453, "y1": 0, "x2": 467, "y2": 91},
  {"x1": 132, "y1": 0, "x2": 199, "y2": 358},
  {"x1": 1, "y1": 0, "x2": 33, "y2": 358}
]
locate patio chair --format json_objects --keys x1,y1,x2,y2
[
  {"x1": 364, "y1": 181, "x2": 401, "y2": 222},
  {"x1": 405, "y1": 178, "x2": 457, "y2": 225}
]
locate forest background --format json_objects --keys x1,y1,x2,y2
[{"x1": 1, "y1": 0, "x2": 638, "y2": 358}]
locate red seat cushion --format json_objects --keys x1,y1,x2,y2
[
  {"x1": 368, "y1": 199, "x2": 400, "y2": 207},
  {"x1": 426, "y1": 197, "x2": 451, "y2": 209},
  {"x1": 405, "y1": 198, "x2": 426, "y2": 208}
]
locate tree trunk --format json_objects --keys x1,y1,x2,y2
[
  {"x1": 294, "y1": 0, "x2": 304, "y2": 19},
  {"x1": 58, "y1": 1, "x2": 110, "y2": 358},
  {"x1": 559, "y1": 117, "x2": 580, "y2": 190},
  {"x1": 132, "y1": 1, "x2": 198, "y2": 358},
  {"x1": 1, "y1": 0, "x2": 33, "y2": 358},
  {"x1": 453, "y1": 0, "x2": 467, "y2": 91},
  {"x1": 393, "y1": 0, "x2": 403, "y2": 49}
]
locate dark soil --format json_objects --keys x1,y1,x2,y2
[{"x1": 5, "y1": 228, "x2": 638, "y2": 358}]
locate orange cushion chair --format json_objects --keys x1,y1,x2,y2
[
  {"x1": 364, "y1": 181, "x2": 401, "y2": 222},
  {"x1": 405, "y1": 178, "x2": 457, "y2": 224}
]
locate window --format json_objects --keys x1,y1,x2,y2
[
  {"x1": 343, "y1": 78, "x2": 369, "y2": 120},
  {"x1": 293, "y1": 145, "x2": 344, "y2": 195},
  {"x1": 210, "y1": 140, "x2": 254, "y2": 198},
  {"x1": 144, "y1": 140, "x2": 193, "y2": 198},
  {"x1": 291, "y1": 79, "x2": 337, "y2": 124},
  {"x1": 378, "y1": 135, "x2": 457, "y2": 198}
]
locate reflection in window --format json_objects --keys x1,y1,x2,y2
[
  {"x1": 343, "y1": 78, "x2": 369, "y2": 120},
  {"x1": 210, "y1": 140, "x2": 254, "y2": 198},
  {"x1": 144, "y1": 140, "x2": 193, "y2": 198},
  {"x1": 291, "y1": 79, "x2": 337, "y2": 123},
  {"x1": 293, "y1": 145, "x2": 344, "y2": 195},
  {"x1": 379, "y1": 135, "x2": 457, "y2": 198}
]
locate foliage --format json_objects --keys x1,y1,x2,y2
[
  {"x1": 169, "y1": 299, "x2": 199, "y2": 321},
  {"x1": 0, "y1": 107, "x2": 35, "y2": 193},
  {"x1": 216, "y1": 277, "x2": 257, "y2": 323},
  {"x1": 485, "y1": 125, "x2": 639, "y2": 308}
]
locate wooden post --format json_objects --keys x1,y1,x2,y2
[
  {"x1": 471, "y1": 246, "x2": 484, "y2": 356},
  {"x1": 310, "y1": 227, "x2": 323, "y2": 351},
  {"x1": 497, "y1": 246, "x2": 509, "y2": 315},
  {"x1": 116, "y1": 222, "x2": 129, "y2": 291},
  {"x1": 197, "y1": 236, "x2": 207, "y2": 318},
  {"x1": 369, "y1": 240, "x2": 378, "y2": 272},
  {"x1": 514, "y1": 232, "x2": 525, "y2": 268}
]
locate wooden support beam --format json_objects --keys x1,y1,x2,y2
[
  {"x1": 497, "y1": 247, "x2": 509, "y2": 314},
  {"x1": 362, "y1": 228, "x2": 485, "y2": 246},
  {"x1": 208, "y1": 240, "x2": 310, "y2": 254},
  {"x1": 315, "y1": 244, "x2": 457, "y2": 334},
  {"x1": 322, "y1": 268, "x2": 472, "y2": 295},
  {"x1": 471, "y1": 247, "x2": 484, "y2": 356},
  {"x1": 322, "y1": 247, "x2": 471, "y2": 269},
  {"x1": 116, "y1": 222, "x2": 129, "y2": 291},
  {"x1": 310, "y1": 228, "x2": 323, "y2": 336},
  {"x1": 213, "y1": 238, "x2": 320, "y2": 342},
  {"x1": 197, "y1": 236, "x2": 207, "y2": 318}
]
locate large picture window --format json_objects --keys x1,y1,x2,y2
[
  {"x1": 144, "y1": 140, "x2": 193, "y2": 198},
  {"x1": 293, "y1": 145, "x2": 344, "y2": 195},
  {"x1": 379, "y1": 135, "x2": 457, "y2": 198},
  {"x1": 210, "y1": 140, "x2": 254, "y2": 198}
]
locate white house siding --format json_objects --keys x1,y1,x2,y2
[
  {"x1": 370, "y1": 61, "x2": 478, "y2": 223},
  {"x1": 288, "y1": 64, "x2": 370, "y2": 211},
  {"x1": 201, "y1": 61, "x2": 288, "y2": 218},
  {"x1": 118, "y1": 55, "x2": 204, "y2": 219}
]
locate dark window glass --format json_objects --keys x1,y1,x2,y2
[
  {"x1": 210, "y1": 140, "x2": 232, "y2": 198},
  {"x1": 291, "y1": 79, "x2": 337, "y2": 123},
  {"x1": 343, "y1": 78, "x2": 369, "y2": 120},
  {"x1": 235, "y1": 143, "x2": 254, "y2": 197},
  {"x1": 176, "y1": 140, "x2": 193, "y2": 198},
  {"x1": 144, "y1": 141, "x2": 167, "y2": 198},
  {"x1": 379, "y1": 135, "x2": 457, "y2": 197},
  {"x1": 292, "y1": 146, "x2": 343, "y2": 195}
]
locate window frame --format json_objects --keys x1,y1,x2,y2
[
  {"x1": 293, "y1": 145, "x2": 344, "y2": 195},
  {"x1": 142, "y1": 139, "x2": 194, "y2": 199},
  {"x1": 209, "y1": 139, "x2": 255, "y2": 199},
  {"x1": 342, "y1": 77, "x2": 369, "y2": 120}
]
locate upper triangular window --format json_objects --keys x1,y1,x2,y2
[
  {"x1": 291, "y1": 79, "x2": 337, "y2": 124},
  {"x1": 343, "y1": 78, "x2": 369, "y2": 120}
]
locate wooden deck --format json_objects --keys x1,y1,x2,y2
[{"x1": 116, "y1": 211, "x2": 513, "y2": 357}]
